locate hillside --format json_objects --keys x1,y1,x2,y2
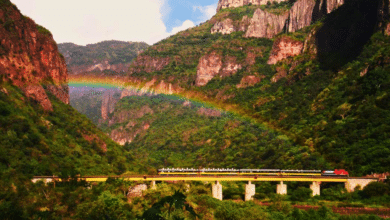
[
  {"x1": 58, "y1": 40, "x2": 149, "y2": 75},
  {"x1": 0, "y1": 0, "x2": 132, "y2": 178},
  {"x1": 121, "y1": 0, "x2": 390, "y2": 176},
  {"x1": 70, "y1": 87, "x2": 328, "y2": 173}
]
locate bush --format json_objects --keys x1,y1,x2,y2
[
  {"x1": 290, "y1": 187, "x2": 312, "y2": 202},
  {"x1": 36, "y1": 24, "x2": 52, "y2": 36},
  {"x1": 360, "y1": 182, "x2": 390, "y2": 199}
]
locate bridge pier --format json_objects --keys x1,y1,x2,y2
[
  {"x1": 245, "y1": 181, "x2": 256, "y2": 201},
  {"x1": 151, "y1": 180, "x2": 156, "y2": 190},
  {"x1": 212, "y1": 181, "x2": 223, "y2": 200},
  {"x1": 310, "y1": 182, "x2": 321, "y2": 196},
  {"x1": 276, "y1": 181, "x2": 287, "y2": 195}
]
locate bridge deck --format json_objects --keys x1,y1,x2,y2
[{"x1": 33, "y1": 175, "x2": 350, "y2": 182}]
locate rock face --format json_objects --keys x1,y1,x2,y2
[
  {"x1": 211, "y1": 18, "x2": 236, "y2": 35},
  {"x1": 108, "y1": 105, "x2": 153, "y2": 145},
  {"x1": 101, "y1": 90, "x2": 119, "y2": 121},
  {"x1": 195, "y1": 52, "x2": 242, "y2": 86},
  {"x1": 195, "y1": 52, "x2": 223, "y2": 86},
  {"x1": 220, "y1": 56, "x2": 242, "y2": 77},
  {"x1": 326, "y1": 0, "x2": 345, "y2": 14},
  {"x1": 386, "y1": 23, "x2": 390, "y2": 36},
  {"x1": 267, "y1": 37, "x2": 304, "y2": 65},
  {"x1": 0, "y1": 1, "x2": 69, "y2": 111},
  {"x1": 129, "y1": 55, "x2": 170, "y2": 74},
  {"x1": 236, "y1": 75, "x2": 264, "y2": 88},
  {"x1": 217, "y1": 0, "x2": 287, "y2": 12},
  {"x1": 215, "y1": 0, "x2": 346, "y2": 38},
  {"x1": 244, "y1": 9, "x2": 289, "y2": 38},
  {"x1": 286, "y1": 0, "x2": 317, "y2": 33}
]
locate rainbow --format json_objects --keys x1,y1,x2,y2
[{"x1": 68, "y1": 75, "x2": 282, "y2": 134}]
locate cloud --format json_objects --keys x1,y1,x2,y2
[
  {"x1": 170, "y1": 20, "x2": 195, "y2": 35},
  {"x1": 10, "y1": 0, "x2": 195, "y2": 46},
  {"x1": 193, "y1": 4, "x2": 217, "y2": 22}
]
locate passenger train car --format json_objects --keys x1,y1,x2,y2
[{"x1": 158, "y1": 168, "x2": 349, "y2": 177}]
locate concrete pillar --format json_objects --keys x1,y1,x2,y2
[
  {"x1": 310, "y1": 182, "x2": 321, "y2": 196},
  {"x1": 212, "y1": 181, "x2": 223, "y2": 200},
  {"x1": 276, "y1": 181, "x2": 287, "y2": 195},
  {"x1": 151, "y1": 180, "x2": 156, "y2": 190},
  {"x1": 245, "y1": 181, "x2": 256, "y2": 201}
]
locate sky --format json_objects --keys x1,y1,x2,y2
[{"x1": 10, "y1": 0, "x2": 218, "y2": 46}]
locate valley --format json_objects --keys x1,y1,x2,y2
[{"x1": 1, "y1": 0, "x2": 390, "y2": 218}]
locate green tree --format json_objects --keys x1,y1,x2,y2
[{"x1": 141, "y1": 191, "x2": 197, "y2": 220}]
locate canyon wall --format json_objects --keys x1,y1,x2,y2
[{"x1": 0, "y1": 1, "x2": 69, "y2": 111}]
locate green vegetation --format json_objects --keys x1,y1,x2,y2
[
  {"x1": 36, "y1": 24, "x2": 52, "y2": 36},
  {"x1": 0, "y1": 82, "x2": 132, "y2": 177},
  {"x1": 1, "y1": 177, "x2": 388, "y2": 219},
  {"x1": 92, "y1": 94, "x2": 328, "y2": 173},
  {"x1": 125, "y1": 1, "x2": 390, "y2": 176},
  {"x1": 260, "y1": 0, "x2": 297, "y2": 15},
  {"x1": 58, "y1": 40, "x2": 149, "y2": 66}
]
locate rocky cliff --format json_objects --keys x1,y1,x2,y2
[
  {"x1": 0, "y1": 1, "x2": 68, "y2": 110},
  {"x1": 286, "y1": 0, "x2": 316, "y2": 33},
  {"x1": 267, "y1": 36, "x2": 304, "y2": 64},
  {"x1": 213, "y1": 0, "x2": 348, "y2": 39},
  {"x1": 195, "y1": 52, "x2": 242, "y2": 86},
  {"x1": 244, "y1": 9, "x2": 289, "y2": 38}
]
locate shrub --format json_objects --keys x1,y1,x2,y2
[
  {"x1": 290, "y1": 187, "x2": 312, "y2": 202},
  {"x1": 36, "y1": 24, "x2": 52, "y2": 36},
  {"x1": 360, "y1": 182, "x2": 390, "y2": 199}
]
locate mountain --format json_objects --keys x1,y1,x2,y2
[
  {"x1": 58, "y1": 40, "x2": 149, "y2": 75},
  {"x1": 116, "y1": 0, "x2": 390, "y2": 176},
  {"x1": 0, "y1": 0, "x2": 133, "y2": 178}
]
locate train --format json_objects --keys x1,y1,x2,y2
[{"x1": 158, "y1": 168, "x2": 349, "y2": 177}]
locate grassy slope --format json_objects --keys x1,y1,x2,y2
[{"x1": 127, "y1": 3, "x2": 390, "y2": 175}]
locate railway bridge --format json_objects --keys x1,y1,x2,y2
[{"x1": 32, "y1": 175, "x2": 378, "y2": 201}]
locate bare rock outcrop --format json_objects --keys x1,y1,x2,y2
[
  {"x1": 267, "y1": 37, "x2": 304, "y2": 65},
  {"x1": 195, "y1": 52, "x2": 223, "y2": 86},
  {"x1": 239, "y1": 15, "x2": 251, "y2": 32},
  {"x1": 110, "y1": 120, "x2": 150, "y2": 146},
  {"x1": 236, "y1": 75, "x2": 264, "y2": 88},
  {"x1": 386, "y1": 23, "x2": 390, "y2": 36},
  {"x1": 211, "y1": 18, "x2": 236, "y2": 35},
  {"x1": 326, "y1": 0, "x2": 345, "y2": 14},
  {"x1": 286, "y1": 0, "x2": 317, "y2": 33},
  {"x1": 271, "y1": 66, "x2": 288, "y2": 83},
  {"x1": 244, "y1": 9, "x2": 289, "y2": 38},
  {"x1": 217, "y1": 0, "x2": 287, "y2": 12},
  {"x1": 101, "y1": 90, "x2": 119, "y2": 121},
  {"x1": 129, "y1": 55, "x2": 170, "y2": 74},
  {"x1": 220, "y1": 56, "x2": 242, "y2": 77},
  {"x1": 0, "y1": 1, "x2": 69, "y2": 111},
  {"x1": 195, "y1": 52, "x2": 242, "y2": 86}
]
